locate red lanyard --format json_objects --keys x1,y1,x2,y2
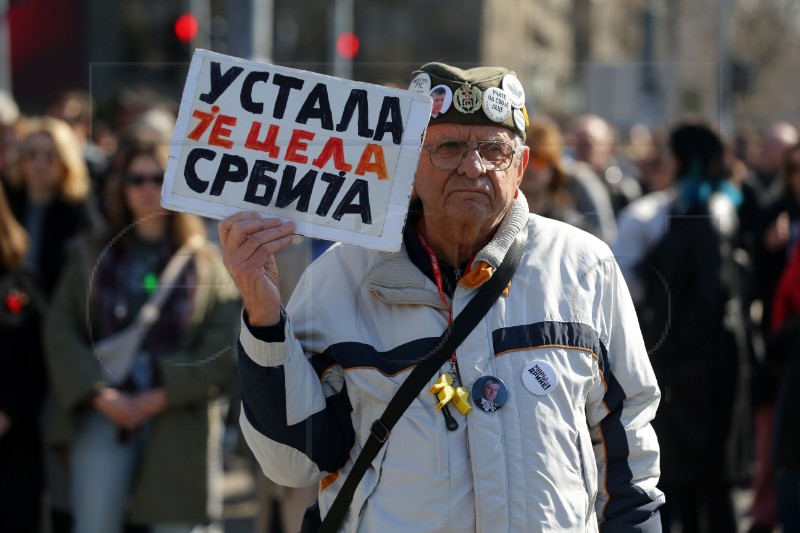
[
  {"x1": 417, "y1": 228, "x2": 451, "y2": 322},
  {"x1": 416, "y1": 227, "x2": 474, "y2": 366}
]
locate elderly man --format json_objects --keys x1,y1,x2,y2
[{"x1": 220, "y1": 63, "x2": 663, "y2": 532}]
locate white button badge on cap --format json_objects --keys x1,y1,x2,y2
[
  {"x1": 501, "y1": 74, "x2": 526, "y2": 109},
  {"x1": 513, "y1": 109, "x2": 526, "y2": 133},
  {"x1": 522, "y1": 360, "x2": 558, "y2": 396},
  {"x1": 409, "y1": 73, "x2": 432, "y2": 94},
  {"x1": 482, "y1": 87, "x2": 512, "y2": 122}
]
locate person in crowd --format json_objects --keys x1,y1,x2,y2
[
  {"x1": 46, "y1": 89, "x2": 111, "y2": 188},
  {"x1": 769, "y1": 236, "x2": 800, "y2": 532},
  {"x1": 222, "y1": 62, "x2": 663, "y2": 531},
  {"x1": 632, "y1": 128, "x2": 673, "y2": 195},
  {"x1": 0, "y1": 185, "x2": 47, "y2": 533},
  {"x1": 748, "y1": 140, "x2": 800, "y2": 533},
  {"x1": 0, "y1": 90, "x2": 23, "y2": 183},
  {"x1": 560, "y1": 155, "x2": 617, "y2": 244},
  {"x1": 5, "y1": 116, "x2": 102, "y2": 297},
  {"x1": 611, "y1": 155, "x2": 677, "y2": 307},
  {"x1": 755, "y1": 141, "x2": 800, "y2": 335},
  {"x1": 633, "y1": 123, "x2": 748, "y2": 532},
  {"x1": 3, "y1": 115, "x2": 101, "y2": 532},
  {"x1": 44, "y1": 129, "x2": 240, "y2": 533},
  {"x1": 520, "y1": 117, "x2": 584, "y2": 230},
  {"x1": 570, "y1": 114, "x2": 642, "y2": 214},
  {"x1": 750, "y1": 122, "x2": 798, "y2": 207}
]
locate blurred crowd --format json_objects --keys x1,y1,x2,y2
[{"x1": 0, "y1": 82, "x2": 798, "y2": 533}]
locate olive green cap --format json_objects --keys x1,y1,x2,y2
[{"x1": 409, "y1": 62, "x2": 529, "y2": 142}]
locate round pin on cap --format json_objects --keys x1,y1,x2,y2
[
  {"x1": 522, "y1": 360, "x2": 558, "y2": 396},
  {"x1": 513, "y1": 109, "x2": 526, "y2": 133},
  {"x1": 409, "y1": 73, "x2": 432, "y2": 94},
  {"x1": 501, "y1": 74, "x2": 526, "y2": 109},
  {"x1": 429, "y1": 84, "x2": 453, "y2": 118},
  {"x1": 482, "y1": 87, "x2": 511, "y2": 123}
]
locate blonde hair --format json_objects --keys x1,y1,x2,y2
[
  {"x1": 0, "y1": 185, "x2": 28, "y2": 269},
  {"x1": 9, "y1": 116, "x2": 90, "y2": 201}
]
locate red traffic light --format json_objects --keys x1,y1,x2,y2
[
  {"x1": 336, "y1": 32, "x2": 360, "y2": 60},
  {"x1": 175, "y1": 13, "x2": 198, "y2": 44}
]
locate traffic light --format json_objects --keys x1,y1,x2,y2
[
  {"x1": 174, "y1": 12, "x2": 198, "y2": 44},
  {"x1": 336, "y1": 32, "x2": 359, "y2": 60}
]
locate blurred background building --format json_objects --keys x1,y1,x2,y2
[{"x1": 3, "y1": 0, "x2": 800, "y2": 134}]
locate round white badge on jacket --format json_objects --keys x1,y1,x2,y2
[{"x1": 522, "y1": 360, "x2": 558, "y2": 395}]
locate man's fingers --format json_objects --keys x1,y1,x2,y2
[
  {"x1": 225, "y1": 221, "x2": 296, "y2": 267},
  {"x1": 219, "y1": 212, "x2": 286, "y2": 247},
  {"x1": 218, "y1": 211, "x2": 259, "y2": 243},
  {"x1": 240, "y1": 233, "x2": 296, "y2": 271},
  {"x1": 221, "y1": 217, "x2": 287, "y2": 253}
]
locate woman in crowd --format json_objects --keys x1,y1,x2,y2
[
  {"x1": 636, "y1": 123, "x2": 749, "y2": 532},
  {"x1": 45, "y1": 129, "x2": 240, "y2": 533},
  {"x1": 521, "y1": 117, "x2": 584, "y2": 229},
  {"x1": 4, "y1": 114, "x2": 101, "y2": 532},
  {"x1": 0, "y1": 185, "x2": 47, "y2": 532},
  {"x1": 5, "y1": 116, "x2": 101, "y2": 296}
]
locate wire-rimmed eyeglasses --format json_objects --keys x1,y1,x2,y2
[{"x1": 422, "y1": 140, "x2": 517, "y2": 171}]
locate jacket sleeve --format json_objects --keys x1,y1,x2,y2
[
  {"x1": 44, "y1": 241, "x2": 107, "y2": 411},
  {"x1": 611, "y1": 208, "x2": 650, "y2": 306},
  {"x1": 586, "y1": 258, "x2": 664, "y2": 531},
  {"x1": 237, "y1": 311, "x2": 355, "y2": 488},
  {"x1": 156, "y1": 247, "x2": 241, "y2": 407}
]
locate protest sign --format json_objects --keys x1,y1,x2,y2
[{"x1": 162, "y1": 49, "x2": 432, "y2": 251}]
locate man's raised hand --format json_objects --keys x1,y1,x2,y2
[{"x1": 219, "y1": 212, "x2": 296, "y2": 326}]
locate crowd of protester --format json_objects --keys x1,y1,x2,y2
[{"x1": 1, "y1": 81, "x2": 799, "y2": 533}]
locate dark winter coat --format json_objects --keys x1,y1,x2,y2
[
  {"x1": 6, "y1": 185, "x2": 100, "y2": 297},
  {"x1": 637, "y1": 194, "x2": 750, "y2": 484}
]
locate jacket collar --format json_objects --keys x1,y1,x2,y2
[{"x1": 366, "y1": 194, "x2": 529, "y2": 307}]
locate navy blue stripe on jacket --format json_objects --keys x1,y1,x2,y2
[
  {"x1": 320, "y1": 337, "x2": 440, "y2": 376},
  {"x1": 238, "y1": 341, "x2": 354, "y2": 473},
  {"x1": 493, "y1": 321, "x2": 661, "y2": 530},
  {"x1": 596, "y1": 341, "x2": 661, "y2": 531},
  {"x1": 238, "y1": 336, "x2": 439, "y2": 471}
]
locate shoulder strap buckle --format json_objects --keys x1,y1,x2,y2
[{"x1": 370, "y1": 419, "x2": 390, "y2": 443}]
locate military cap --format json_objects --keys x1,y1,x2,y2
[{"x1": 409, "y1": 62, "x2": 529, "y2": 142}]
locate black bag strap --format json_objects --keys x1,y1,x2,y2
[{"x1": 318, "y1": 236, "x2": 526, "y2": 533}]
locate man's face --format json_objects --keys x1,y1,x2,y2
[
  {"x1": 414, "y1": 124, "x2": 528, "y2": 232},
  {"x1": 574, "y1": 118, "x2": 612, "y2": 169},
  {"x1": 483, "y1": 382, "x2": 500, "y2": 402},
  {"x1": 432, "y1": 94, "x2": 445, "y2": 115}
]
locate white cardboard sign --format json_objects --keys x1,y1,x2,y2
[{"x1": 162, "y1": 49, "x2": 431, "y2": 251}]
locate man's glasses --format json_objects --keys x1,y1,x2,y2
[
  {"x1": 422, "y1": 140, "x2": 517, "y2": 171},
  {"x1": 124, "y1": 174, "x2": 164, "y2": 187}
]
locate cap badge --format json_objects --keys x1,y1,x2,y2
[{"x1": 453, "y1": 84, "x2": 483, "y2": 114}]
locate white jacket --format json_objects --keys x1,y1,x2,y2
[{"x1": 238, "y1": 196, "x2": 664, "y2": 532}]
